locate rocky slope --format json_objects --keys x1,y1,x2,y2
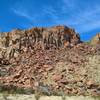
[{"x1": 0, "y1": 25, "x2": 100, "y2": 96}]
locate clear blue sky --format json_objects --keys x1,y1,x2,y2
[{"x1": 0, "y1": 0, "x2": 100, "y2": 41}]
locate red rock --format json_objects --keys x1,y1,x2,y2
[
  {"x1": 86, "y1": 80, "x2": 95, "y2": 86},
  {"x1": 59, "y1": 79, "x2": 68, "y2": 84},
  {"x1": 52, "y1": 74, "x2": 62, "y2": 82}
]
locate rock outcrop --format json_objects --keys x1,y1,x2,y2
[
  {"x1": 90, "y1": 33, "x2": 100, "y2": 45},
  {"x1": 0, "y1": 25, "x2": 81, "y2": 61}
]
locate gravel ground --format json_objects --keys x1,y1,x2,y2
[{"x1": 0, "y1": 94, "x2": 100, "y2": 100}]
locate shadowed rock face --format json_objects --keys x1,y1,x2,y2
[
  {"x1": 90, "y1": 33, "x2": 100, "y2": 45},
  {"x1": 0, "y1": 25, "x2": 81, "y2": 60}
]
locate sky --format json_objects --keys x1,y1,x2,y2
[{"x1": 0, "y1": 0, "x2": 100, "y2": 41}]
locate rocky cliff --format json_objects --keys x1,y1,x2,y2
[{"x1": 0, "y1": 25, "x2": 81, "y2": 61}]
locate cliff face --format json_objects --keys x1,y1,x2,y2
[{"x1": 0, "y1": 25, "x2": 81, "y2": 60}]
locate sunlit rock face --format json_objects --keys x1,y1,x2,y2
[{"x1": 0, "y1": 25, "x2": 81, "y2": 60}]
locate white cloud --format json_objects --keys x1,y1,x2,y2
[
  {"x1": 10, "y1": 0, "x2": 100, "y2": 34},
  {"x1": 11, "y1": 8, "x2": 34, "y2": 21},
  {"x1": 76, "y1": 20, "x2": 100, "y2": 33},
  {"x1": 57, "y1": 0, "x2": 100, "y2": 33},
  {"x1": 42, "y1": 6, "x2": 60, "y2": 23}
]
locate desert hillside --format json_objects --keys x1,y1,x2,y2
[{"x1": 0, "y1": 25, "x2": 100, "y2": 96}]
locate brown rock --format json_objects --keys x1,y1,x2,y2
[
  {"x1": 86, "y1": 80, "x2": 95, "y2": 86},
  {"x1": 52, "y1": 74, "x2": 62, "y2": 82}
]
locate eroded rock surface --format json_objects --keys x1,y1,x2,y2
[
  {"x1": 0, "y1": 26, "x2": 81, "y2": 61},
  {"x1": 0, "y1": 26, "x2": 100, "y2": 96}
]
